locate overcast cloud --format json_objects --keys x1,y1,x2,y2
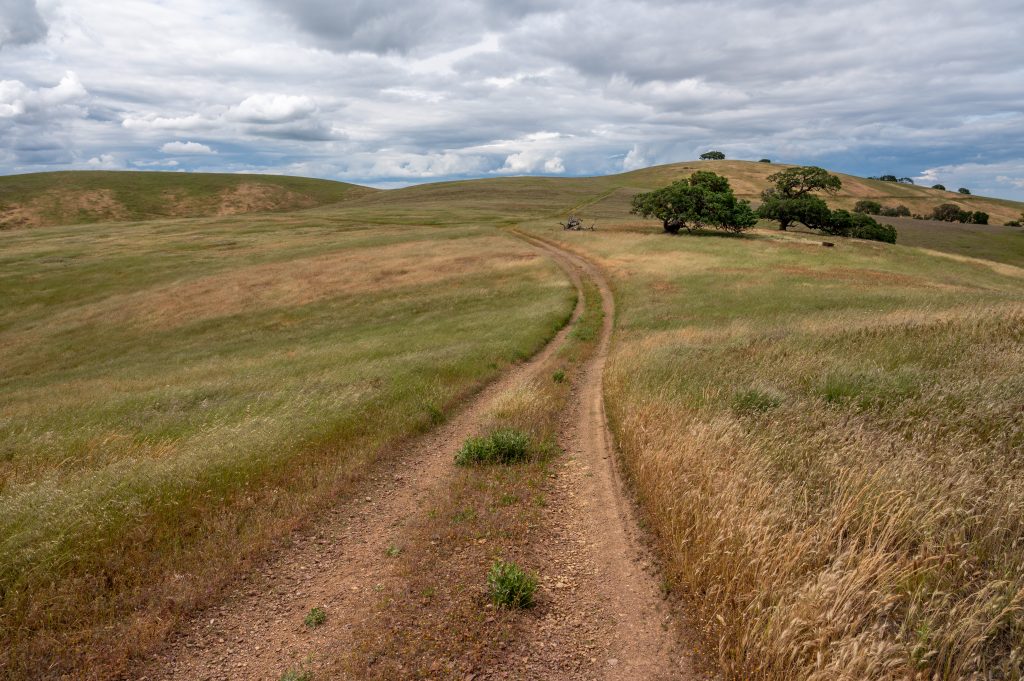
[{"x1": 1, "y1": 0, "x2": 1023, "y2": 197}]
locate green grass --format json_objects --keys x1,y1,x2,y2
[
  {"x1": 454, "y1": 429, "x2": 532, "y2": 466},
  {"x1": 4, "y1": 160, "x2": 1023, "y2": 679},
  {"x1": 0, "y1": 170, "x2": 375, "y2": 229},
  {"x1": 303, "y1": 607, "x2": 327, "y2": 629},
  {"x1": 487, "y1": 559, "x2": 538, "y2": 609},
  {"x1": 0, "y1": 211, "x2": 574, "y2": 675},
  {"x1": 524, "y1": 215, "x2": 1024, "y2": 679}
]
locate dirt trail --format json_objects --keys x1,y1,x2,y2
[
  {"x1": 509, "y1": 233, "x2": 698, "y2": 680},
  {"x1": 138, "y1": 235, "x2": 697, "y2": 680}
]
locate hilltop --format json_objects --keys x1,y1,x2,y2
[{"x1": 0, "y1": 171, "x2": 376, "y2": 230}]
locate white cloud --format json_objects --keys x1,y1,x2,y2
[
  {"x1": 622, "y1": 145, "x2": 647, "y2": 171},
  {"x1": 0, "y1": 71, "x2": 87, "y2": 119},
  {"x1": 228, "y1": 93, "x2": 318, "y2": 124},
  {"x1": 161, "y1": 140, "x2": 215, "y2": 154},
  {"x1": 85, "y1": 153, "x2": 118, "y2": 168},
  {"x1": 122, "y1": 113, "x2": 209, "y2": 131}
]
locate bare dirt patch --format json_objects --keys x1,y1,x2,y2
[
  {"x1": 0, "y1": 189, "x2": 128, "y2": 230},
  {"x1": 215, "y1": 183, "x2": 318, "y2": 216}
]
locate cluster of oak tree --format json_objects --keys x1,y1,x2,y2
[
  {"x1": 855, "y1": 199, "x2": 990, "y2": 225},
  {"x1": 631, "y1": 166, "x2": 897, "y2": 243}
]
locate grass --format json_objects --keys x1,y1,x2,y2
[
  {"x1": 525, "y1": 217, "x2": 1024, "y2": 679},
  {"x1": 5, "y1": 161, "x2": 1023, "y2": 679},
  {"x1": 454, "y1": 428, "x2": 533, "y2": 465},
  {"x1": 487, "y1": 560, "x2": 538, "y2": 608},
  {"x1": 303, "y1": 607, "x2": 327, "y2": 629},
  {"x1": 335, "y1": 252, "x2": 605, "y2": 677},
  {"x1": 0, "y1": 170, "x2": 374, "y2": 230},
  {"x1": 0, "y1": 213, "x2": 574, "y2": 676}
]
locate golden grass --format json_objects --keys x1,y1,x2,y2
[
  {"x1": 0, "y1": 216, "x2": 574, "y2": 677},
  {"x1": 524, "y1": 218, "x2": 1024, "y2": 680}
]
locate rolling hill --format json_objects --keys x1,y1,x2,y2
[
  {"x1": 0, "y1": 171, "x2": 376, "y2": 230},
  {"x1": 3, "y1": 160, "x2": 1023, "y2": 678}
]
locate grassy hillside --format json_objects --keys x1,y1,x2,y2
[
  {"x1": 3, "y1": 162, "x2": 1023, "y2": 678},
  {"x1": 615, "y1": 160, "x2": 1024, "y2": 225},
  {"x1": 340, "y1": 160, "x2": 1024, "y2": 266},
  {"x1": 0, "y1": 211, "x2": 573, "y2": 676},
  {"x1": 521, "y1": 217, "x2": 1024, "y2": 679},
  {"x1": 0, "y1": 171, "x2": 375, "y2": 230}
]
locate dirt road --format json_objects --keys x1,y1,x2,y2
[{"x1": 137, "y1": 234, "x2": 698, "y2": 680}]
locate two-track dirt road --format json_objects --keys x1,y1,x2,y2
[{"x1": 137, "y1": 234, "x2": 700, "y2": 680}]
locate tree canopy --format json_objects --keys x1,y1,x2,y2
[
  {"x1": 630, "y1": 171, "x2": 757, "y2": 234},
  {"x1": 699, "y1": 151, "x2": 726, "y2": 160},
  {"x1": 765, "y1": 166, "x2": 842, "y2": 199},
  {"x1": 757, "y1": 166, "x2": 842, "y2": 231}
]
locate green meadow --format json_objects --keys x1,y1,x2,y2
[{"x1": 2, "y1": 161, "x2": 1023, "y2": 678}]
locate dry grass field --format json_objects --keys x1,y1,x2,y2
[
  {"x1": 3, "y1": 163, "x2": 1023, "y2": 679},
  {"x1": 523, "y1": 218, "x2": 1024, "y2": 679},
  {"x1": 0, "y1": 211, "x2": 573, "y2": 675}
]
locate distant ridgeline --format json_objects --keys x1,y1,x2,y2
[{"x1": 0, "y1": 171, "x2": 375, "y2": 230}]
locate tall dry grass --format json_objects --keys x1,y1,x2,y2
[{"x1": 606, "y1": 307, "x2": 1023, "y2": 679}]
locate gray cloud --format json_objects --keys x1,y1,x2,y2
[
  {"x1": 0, "y1": 0, "x2": 46, "y2": 48},
  {"x1": 0, "y1": 0, "x2": 1022, "y2": 198}
]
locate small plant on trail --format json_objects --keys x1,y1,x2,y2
[
  {"x1": 303, "y1": 606, "x2": 327, "y2": 628},
  {"x1": 454, "y1": 428, "x2": 531, "y2": 465},
  {"x1": 385, "y1": 544, "x2": 402, "y2": 557},
  {"x1": 280, "y1": 669, "x2": 312, "y2": 681},
  {"x1": 487, "y1": 560, "x2": 538, "y2": 608},
  {"x1": 552, "y1": 369, "x2": 566, "y2": 383}
]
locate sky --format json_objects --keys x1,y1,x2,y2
[{"x1": 1, "y1": 0, "x2": 1023, "y2": 198}]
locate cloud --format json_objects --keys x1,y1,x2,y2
[
  {"x1": 161, "y1": 140, "x2": 215, "y2": 154},
  {"x1": 122, "y1": 113, "x2": 209, "y2": 131},
  {"x1": 0, "y1": 71, "x2": 87, "y2": 119},
  {"x1": 85, "y1": 153, "x2": 120, "y2": 168},
  {"x1": 915, "y1": 160, "x2": 1024, "y2": 197},
  {"x1": 257, "y1": 0, "x2": 552, "y2": 55},
  {"x1": 0, "y1": 0, "x2": 1022, "y2": 198},
  {"x1": 0, "y1": 0, "x2": 47, "y2": 48},
  {"x1": 228, "y1": 93, "x2": 318, "y2": 124}
]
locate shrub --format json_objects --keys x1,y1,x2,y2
[
  {"x1": 454, "y1": 428, "x2": 531, "y2": 465},
  {"x1": 758, "y1": 158, "x2": 771, "y2": 163},
  {"x1": 878, "y1": 204, "x2": 910, "y2": 217},
  {"x1": 700, "y1": 150, "x2": 726, "y2": 160},
  {"x1": 932, "y1": 203, "x2": 971, "y2": 223},
  {"x1": 552, "y1": 370, "x2": 566, "y2": 383},
  {"x1": 850, "y1": 216, "x2": 897, "y2": 243},
  {"x1": 971, "y1": 211, "x2": 989, "y2": 225},
  {"x1": 303, "y1": 606, "x2": 327, "y2": 628},
  {"x1": 932, "y1": 183, "x2": 946, "y2": 190},
  {"x1": 958, "y1": 187, "x2": 971, "y2": 194},
  {"x1": 487, "y1": 560, "x2": 537, "y2": 608},
  {"x1": 853, "y1": 200, "x2": 882, "y2": 215}
]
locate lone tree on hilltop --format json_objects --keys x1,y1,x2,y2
[
  {"x1": 958, "y1": 187, "x2": 972, "y2": 195},
  {"x1": 630, "y1": 171, "x2": 757, "y2": 235},
  {"x1": 756, "y1": 166, "x2": 842, "y2": 231},
  {"x1": 700, "y1": 151, "x2": 726, "y2": 160},
  {"x1": 932, "y1": 184, "x2": 946, "y2": 190}
]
